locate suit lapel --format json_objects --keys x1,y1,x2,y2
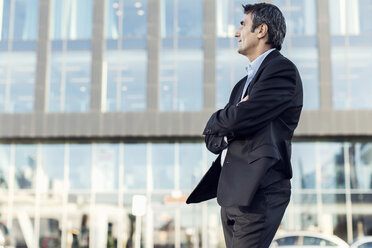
[
  {"x1": 232, "y1": 75, "x2": 248, "y2": 105},
  {"x1": 246, "y1": 50, "x2": 281, "y2": 95}
]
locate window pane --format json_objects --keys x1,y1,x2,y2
[
  {"x1": 291, "y1": 143, "x2": 316, "y2": 189},
  {"x1": 52, "y1": 0, "x2": 93, "y2": 40},
  {"x1": 0, "y1": 52, "x2": 36, "y2": 113},
  {"x1": 69, "y1": 144, "x2": 91, "y2": 190},
  {"x1": 318, "y1": 143, "x2": 345, "y2": 189},
  {"x1": 0, "y1": 0, "x2": 39, "y2": 41},
  {"x1": 13, "y1": 0, "x2": 39, "y2": 40},
  {"x1": 351, "y1": 143, "x2": 372, "y2": 189},
  {"x1": 40, "y1": 144, "x2": 65, "y2": 192},
  {"x1": 0, "y1": 144, "x2": 10, "y2": 189},
  {"x1": 14, "y1": 144, "x2": 37, "y2": 190},
  {"x1": 93, "y1": 144, "x2": 119, "y2": 191},
  {"x1": 123, "y1": 144, "x2": 147, "y2": 190},
  {"x1": 161, "y1": 0, "x2": 202, "y2": 38},
  {"x1": 106, "y1": 0, "x2": 147, "y2": 39},
  {"x1": 152, "y1": 144, "x2": 174, "y2": 189},
  {"x1": 48, "y1": 50, "x2": 91, "y2": 112},
  {"x1": 104, "y1": 50, "x2": 147, "y2": 111},
  {"x1": 330, "y1": 0, "x2": 372, "y2": 109},
  {"x1": 179, "y1": 143, "x2": 203, "y2": 190},
  {"x1": 160, "y1": 50, "x2": 203, "y2": 111}
]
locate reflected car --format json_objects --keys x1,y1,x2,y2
[
  {"x1": 351, "y1": 237, "x2": 372, "y2": 248},
  {"x1": 270, "y1": 231, "x2": 350, "y2": 248}
]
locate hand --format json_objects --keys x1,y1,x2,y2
[
  {"x1": 204, "y1": 135, "x2": 228, "y2": 155},
  {"x1": 239, "y1": 95, "x2": 249, "y2": 103}
]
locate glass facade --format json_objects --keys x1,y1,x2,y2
[
  {"x1": 48, "y1": 0, "x2": 93, "y2": 112},
  {"x1": 0, "y1": 0, "x2": 38, "y2": 113},
  {"x1": 160, "y1": 0, "x2": 204, "y2": 111},
  {"x1": 330, "y1": 0, "x2": 372, "y2": 109},
  {"x1": 104, "y1": 0, "x2": 148, "y2": 112},
  {"x1": 1, "y1": 141, "x2": 372, "y2": 246}
]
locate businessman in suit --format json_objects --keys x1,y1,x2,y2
[{"x1": 187, "y1": 3, "x2": 303, "y2": 248}]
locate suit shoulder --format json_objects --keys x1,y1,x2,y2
[{"x1": 268, "y1": 54, "x2": 297, "y2": 70}]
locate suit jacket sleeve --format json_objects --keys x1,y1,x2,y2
[{"x1": 203, "y1": 59, "x2": 297, "y2": 138}]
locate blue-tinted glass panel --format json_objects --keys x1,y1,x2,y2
[
  {"x1": 69, "y1": 144, "x2": 91, "y2": 190},
  {"x1": 0, "y1": 0, "x2": 38, "y2": 41},
  {"x1": 161, "y1": 0, "x2": 202, "y2": 38},
  {"x1": 9, "y1": 52, "x2": 35, "y2": 112},
  {"x1": 291, "y1": 143, "x2": 316, "y2": 189},
  {"x1": 0, "y1": 1, "x2": 11, "y2": 40},
  {"x1": 13, "y1": 0, "x2": 39, "y2": 40},
  {"x1": 41, "y1": 145, "x2": 65, "y2": 192},
  {"x1": 48, "y1": 51, "x2": 91, "y2": 112},
  {"x1": 14, "y1": 144, "x2": 37, "y2": 190},
  {"x1": 93, "y1": 144, "x2": 119, "y2": 191},
  {"x1": 179, "y1": 144, "x2": 203, "y2": 190},
  {"x1": 330, "y1": 0, "x2": 372, "y2": 109},
  {"x1": 52, "y1": 0, "x2": 93, "y2": 40},
  {"x1": 105, "y1": 0, "x2": 147, "y2": 39},
  {"x1": 0, "y1": 144, "x2": 10, "y2": 189},
  {"x1": 351, "y1": 143, "x2": 372, "y2": 189},
  {"x1": 123, "y1": 144, "x2": 147, "y2": 190},
  {"x1": 0, "y1": 52, "x2": 36, "y2": 113},
  {"x1": 160, "y1": 50, "x2": 203, "y2": 111},
  {"x1": 105, "y1": 50, "x2": 146, "y2": 111},
  {"x1": 318, "y1": 143, "x2": 345, "y2": 189},
  {"x1": 152, "y1": 144, "x2": 174, "y2": 189}
]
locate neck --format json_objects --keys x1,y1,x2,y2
[{"x1": 247, "y1": 45, "x2": 272, "y2": 62}]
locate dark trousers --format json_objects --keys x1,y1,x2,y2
[{"x1": 221, "y1": 179, "x2": 291, "y2": 248}]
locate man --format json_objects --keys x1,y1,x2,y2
[{"x1": 187, "y1": 3, "x2": 303, "y2": 248}]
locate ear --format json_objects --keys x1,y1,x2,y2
[{"x1": 257, "y1": 23, "x2": 268, "y2": 39}]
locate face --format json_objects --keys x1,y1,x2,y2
[{"x1": 235, "y1": 13, "x2": 259, "y2": 57}]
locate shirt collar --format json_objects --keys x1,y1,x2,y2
[{"x1": 245, "y1": 48, "x2": 276, "y2": 76}]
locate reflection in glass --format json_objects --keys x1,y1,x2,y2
[
  {"x1": 0, "y1": 144, "x2": 10, "y2": 189},
  {"x1": 68, "y1": 144, "x2": 91, "y2": 190},
  {"x1": 14, "y1": 144, "x2": 37, "y2": 190},
  {"x1": 123, "y1": 144, "x2": 147, "y2": 190},
  {"x1": 51, "y1": 0, "x2": 93, "y2": 40},
  {"x1": 291, "y1": 143, "x2": 316, "y2": 189},
  {"x1": 41, "y1": 144, "x2": 65, "y2": 192},
  {"x1": 179, "y1": 143, "x2": 203, "y2": 190},
  {"x1": 106, "y1": 0, "x2": 147, "y2": 39},
  {"x1": 351, "y1": 143, "x2": 372, "y2": 189},
  {"x1": 93, "y1": 144, "x2": 119, "y2": 191},
  {"x1": 160, "y1": 50, "x2": 203, "y2": 111},
  {"x1": 48, "y1": 51, "x2": 91, "y2": 112},
  {"x1": 318, "y1": 143, "x2": 345, "y2": 189},
  {"x1": 0, "y1": 52, "x2": 36, "y2": 113},
  {"x1": 0, "y1": 0, "x2": 39, "y2": 41},
  {"x1": 39, "y1": 218, "x2": 62, "y2": 247},
  {"x1": 285, "y1": 193, "x2": 317, "y2": 231},
  {"x1": 153, "y1": 208, "x2": 175, "y2": 247},
  {"x1": 352, "y1": 214, "x2": 372, "y2": 239},
  {"x1": 152, "y1": 144, "x2": 174, "y2": 189},
  {"x1": 104, "y1": 50, "x2": 147, "y2": 112}
]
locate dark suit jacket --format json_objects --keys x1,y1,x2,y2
[{"x1": 187, "y1": 50, "x2": 303, "y2": 207}]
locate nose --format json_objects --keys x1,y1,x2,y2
[{"x1": 235, "y1": 27, "x2": 241, "y2": 38}]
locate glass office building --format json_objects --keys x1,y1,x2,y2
[{"x1": 1, "y1": 0, "x2": 372, "y2": 247}]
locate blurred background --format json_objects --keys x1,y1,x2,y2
[{"x1": 1, "y1": 0, "x2": 372, "y2": 247}]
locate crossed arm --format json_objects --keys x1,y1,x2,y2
[{"x1": 204, "y1": 61, "x2": 297, "y2": 154}]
